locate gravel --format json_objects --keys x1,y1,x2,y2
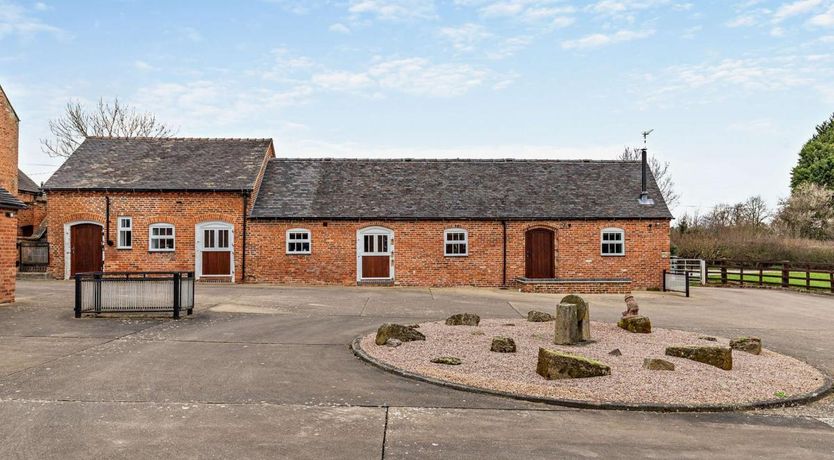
[{"x1": 360, "y1": 319, "x2": 827, "y2": 406}]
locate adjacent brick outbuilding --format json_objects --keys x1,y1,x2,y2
[
  {"x1": 16, "y1": 169, "x2": 46, "y2": 238},
  {"x1": 0, "y1": 84, "x2": 26, "y2": 303}
]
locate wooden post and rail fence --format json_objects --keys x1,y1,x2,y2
[{"x1": 703, "y1": 259, "x2": 834, "y2": 294}]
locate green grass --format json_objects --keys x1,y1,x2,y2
[{"x1": 707, "y1": 270, "x2": 832, "y2": 290}]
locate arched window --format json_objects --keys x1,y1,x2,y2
[
  {"x1": 600, "y1": 228, "x2": 625, "y2": 256},
  {"x1": 286, "y1": 228, "x2": 311, "y2": 254},
  {"x1": 444, "y1": 228, "x2": 468, "y2": 256},
  {"x1": 149, "y1": 223, "x2": 175, "y2": 252}
]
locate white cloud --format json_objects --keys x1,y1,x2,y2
[
  {"x1": 329, "y1": 23, "x2": 351, "y2": 33},
  {"x1": 133, "y1": 60, "x2": 156, "y2": 72},
  {"x1": 181, "y1": 27, "x2": 203, "y2": 42},
  {"x1": 561, "y1": 29, "x2": 654, "y2": 49},
  {"x1": 312, "y1": 57, "x2": 497, "y2": 97},
  {"x1": 809, "y1": 5, "x2": 834, "y2": 26},
  {"x1": 439, "y1": 23, "x2": 492, "y2": 52},
  {"x1": 773, "y1": 0, "x2": 822, "y2": 22},
  {"x1": 348, "y1": 0, "x2": 436, "y2": 21},
  {"x1": 726, "y1": 15, "x2": 757, "y2": 27},
  {"x1": 0, "y1": 0, "x2": 64, "y2": 39}
]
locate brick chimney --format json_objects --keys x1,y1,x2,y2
[{"x1": 0, "y1": 84, "x2": 19, "y2": 195}]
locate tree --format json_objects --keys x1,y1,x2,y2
[
  {"x1": 791, "y1": 112, "x2": 834, "y2": 191},
  {"x1": 41, "y1": 98, "x2": 176, "y2": 158},
  {"x1": 773, "y1": 183, "x2": 834, "y2": 240},
  {"x1": 618, "y1": 146, "x2": 680, "y2": 209}
]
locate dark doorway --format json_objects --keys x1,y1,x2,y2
[
  {"x1": 525, "y1": 228, "x2": 554, "y2": 279},
  {"x1": 70, "y1": 224, "x2": 103, "y2": 276}
]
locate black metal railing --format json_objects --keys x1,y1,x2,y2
[
  {"x1": 17, "y1": 241, "x2": 49, "y2": 272},
  {"x1": 663, "y1": 269, "x2": 690, "y2": 297},
  {"x1": 74, "y1": 272, "x2": 195, "y2": 319}
]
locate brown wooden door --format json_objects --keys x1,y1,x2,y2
[
  {"x1": 202, "y1": 252, "x2": 231, "y2": 276},
  {"x1": 525, "y1": 228, "x2": 554, "y2": 279},
  {"x1": 362, "y1": 255, "x2": 390, "y2": 278},
  {"x1": 70, "y1": 224, "x2": 103, "y2": 276}
]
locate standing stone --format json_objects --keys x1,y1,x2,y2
[
  {"x1": 665, "y1": 345, "x2": 733, "y2": 370},
  {"x1": 730, "y1": 337, "x2": 762, "y2": 355},
  {"x1": 445, "y1": 313, "x2": 480, "y2": 326},
  {"x1": 375, "y1": 323, "x2": 426, "y2": 346},
  {"x1": 527, "y1": 310, "x2": 554, "y2": 322},
  {"x1": 643, "y1": 358, "x2": 675, "y2": 371},
  {"x1": 560, "y1": 295, "x2": 590, "y2": 341},
  {"x1": 536, "y1": 348, "x2": 611, "y2": 379},
  {"x1": 553, "y1": 302, "x2": 580, "y2": 345},
  {"x1": 490, "y1": 336, "x2": 517, "y2": 353}
]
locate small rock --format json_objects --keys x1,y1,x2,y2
[
  {"x1": 527, "y1": 310, "x2": 554, "y2": 322},
  {"x1": 665, "y1": 345, "x2": 732, "y2": 370},
  {"x1": 385, "y1": 338, "x2": 402, "y2": 348},
  {"x1": 643, "y1": 358, "x2": 675, "y2": 371},
  {"x1": 608, "y1": 348, "x2": 622, "y2": 356},
  {"x1": 503, "y1": 323, "x2": 516, "y2": 327},
  {"x1": 617, "y1": 315, "x2": 652, "y2": 334},
  {"x1": 375, "y1": 323, "x2": 426, "y2": 346},
  {"x1": 730, "y1": 337, "x2": 762, "y2": 355},
  {"x1": 471, "y1": 330, "x2": 485, "y2": 336},
  {"x1": 408, "y1": 324, "x2": 421, "y2": 329},
  {"x1": 431, "y1": 356, "x2": 462, "y2": 365},
  {"x1": 490, "y1": 336, "x2": 517, "y2": 353},
  {"x1": 445, "y1": 313, "x2": 480, "y2": 326},
  {"x1": 536, "y1": 348, "x2": 611, "y2": 379},
  {"x1": 698, "y1": 336, "x2": 718, "y2": 342}
]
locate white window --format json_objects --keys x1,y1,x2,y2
[
  {"x1": 117, "y1": 217, "x2": 132, "y2": 249},
  {"x1": 286, "y1": 228, "x2": 311, "y2": 254},
  {"x1": 149, "y1": 223, "x2": 175, "y2": 252},
  {"x1": 601, "y1": 228, "x2": 625, "y2": 256},
  {"x1": 444, "y1": 229, "x2": 468, "y2": 256}
]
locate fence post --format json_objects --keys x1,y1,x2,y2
[
  {"x1": 830, "y1": 272, "x2": 833, "y2": 294},
  {"x1": 781, "y1": 262, "x2": 790, "y2": 288},
  {"x1": 188, "y1": 272, "x2": 194, "y2": 315},
  {"x1": 94, "y1": 273, "x2": 102, "y2": 314},
  {"x1": 739, "y1": 266, "x2": 744, "y2": 286},
  {"x1": 805, "y1": 267, "x2": 811, "y2": 290},
  {"x1": 74, "y1": 274, "x2": 81, "y2": 318},
  {"x1": 173, "y1": 273, "x2": 181, "y2": 320},
  {"x1": 685, "y1": 271, "x2": 690, "y2": 298},
  {"x1": 700, "y1": 260, "x2": 706, "y2": 286},
  {"x1": 720, "y1": 263, "x2": 727, "y2": 285},
  {"x1": 662, "y1": 270, "x2": 667, "y2": 292}
]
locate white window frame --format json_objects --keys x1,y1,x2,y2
[
  {"x1": 444, "y1": 228, "x2": 469, "y2": 257},
  {"x1": 286, "y1": 228, "x2": 311, "y2": 255},
  {"x1": 149, "y1": 223, "x2": 176, "y2": 252},
  {"x1": 601, "y1": 228, "x2": 625, "y2": 256},
  {"x1": 117, "y1": 216, "x2": 133, "y2": 249}
]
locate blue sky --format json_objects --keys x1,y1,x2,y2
[{"x1": 2, "y1": 0, "x2": 834, "y2": 218}]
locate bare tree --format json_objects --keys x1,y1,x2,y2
[
  {"x1": 773, "y1": 183, "x2": 834, "y2": 240},
  {"x1": 618, "y1": 146, "x2": 680, "y2": 209},
  {"x1": 41, "y1": 98, "x2": 176, "y2": 158}
]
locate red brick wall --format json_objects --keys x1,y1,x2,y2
[
  {"x1": 246, "y1": 219, "x2": 670, "y2": 289},
  {"x1": 15, "y1": 191, "x2": 46, "y2": 236},
  {"x1": 0, "y1": 213, "x2": 16, "y2": 303},
  {"x1": 46, "y1": 191, "x2": 246, "y2": 281},
  {"x1": 0, "y1": 87, "x2": 18, "y2": 195}
]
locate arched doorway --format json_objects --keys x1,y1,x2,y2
[
  {"x1": 356, "y1": 226, "x2": 394, "y2": 282},
  {"x1": 64, "y1": 222, "x2": 103, "y2": 277},
  {"x1": 525, "y1": 228, "x2": 554, "y2": 279},
  {"x1": 195, "y1": 221, "x2": 235, "y2": 282}
]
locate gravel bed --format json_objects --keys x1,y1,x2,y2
[{"x1": 360, "y1": 319, "x2": 828, "y2": 406}]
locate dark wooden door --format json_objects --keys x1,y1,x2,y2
[
  {"x1": 525, "y1": 228, "x2": 554, "y2": 279},
  {"x1": 70, "y1": 224, "x2": 102, "y2": 276},
  {"x1": 202, "y1": 252, "x2": 231, "y2": 276},
  {"x1": 362, "y1": 256, "x2": 390, "y2": 278}
]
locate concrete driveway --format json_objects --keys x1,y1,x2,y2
[{"x1": 1, "y1": 281, "x2": 832, "y2": 459}]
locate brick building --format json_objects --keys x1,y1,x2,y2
[
  {"x1": 16, "y1": 169, "x2": 46, "y2": 238},
  {"x1": 0, "y1": 85, "x2": 26, "y2": 303},
  {"x1": 44, "y1": 137, "x2": 672, "y2": 293},
  {"x1": 43, "y1": 138, "x2": 274, "y2": 282}
]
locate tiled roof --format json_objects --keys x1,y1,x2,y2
[
  {"x1": 0, "y1": 187, "x2": 25, "y2": 209},
  {"x1": 250, "y1": 159, "x2": 674, "y2": 220},
  {"x1": 44, "y1": 137, "x2": 273, "y2": 191},
  {"x1": 18, "y1": 169, "x2": 40, "y2": 194}
]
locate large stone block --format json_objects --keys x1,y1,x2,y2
[
  {"x1": 553, "y1": 303, "x2": 580, "y2": 345},
  {"x1": 665, "y1": 345, "x2": 732, "y2": 370},
  {"x1": 375, "y1": 323, "x2": 426, "y2": 346},
  {"x1": 730, "y1": 337, "x2": 762, "y2": 355},
  {"x1": 536, "y1": 348, "x2": 611, "y2": 379},
  {"x1": 527, "y1": 310, "x2": 554, "y2": 322},
  {"x1": 617, "y1": 315, "x2": 651, "y2": 334},
  {"x1": 445, "y1": 313, "x2": 480, "y2": 326},
  {"x1": 490, "y1": 336, "x2": 517, "y2": 353},
  {"x1": 560, "y1": 294, "x2": 590, "y2": 340}
]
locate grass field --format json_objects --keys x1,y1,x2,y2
[{"x1": 707, "y1": 270, "x2": 833, "y2": 290}]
